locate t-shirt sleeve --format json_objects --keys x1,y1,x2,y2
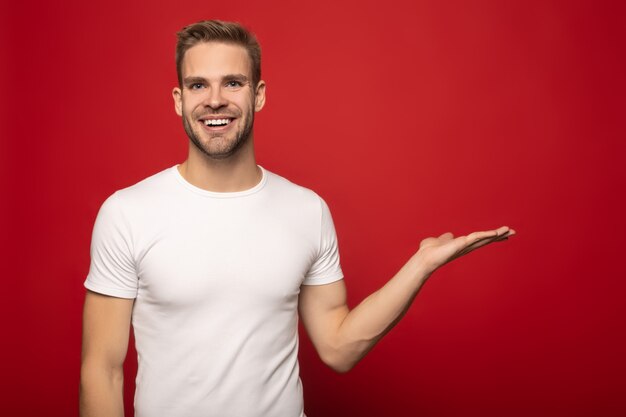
[
  {"x1": 84, "y1": 192, "x2": 138, "y2": 298},
  {"x1": 302, "y1": 197, "x2": 344, "y2": 285}
]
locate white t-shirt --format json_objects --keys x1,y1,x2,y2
[{"x1": 85, "y1": 166, "x2": 343, "y2": 417}]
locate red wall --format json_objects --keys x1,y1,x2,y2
[{"x1": 2, "y1": 0, "x2": 625, "y2": 416}]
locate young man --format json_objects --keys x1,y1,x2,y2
[{"x1": 80, "y1": 20, "x2": 514, "y2": 417}]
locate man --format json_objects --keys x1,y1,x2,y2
[{"x1": 80, "y1": 20, "x2": 514, "y2": 417}]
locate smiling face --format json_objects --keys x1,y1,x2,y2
[{"x1": 173, "y1": 42, "x2": 266, "y2": 160}]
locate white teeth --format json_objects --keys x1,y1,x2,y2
[{"x1": 204, "y1": 118, "x2": 231, "y2": 126}]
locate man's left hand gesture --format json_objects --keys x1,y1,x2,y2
[
  {"x1": 412, "y1": 226, "x2": 516, "y2": 277},
  {"x1": 299, "y1": 225, "x2": 516, "y2": 372}
]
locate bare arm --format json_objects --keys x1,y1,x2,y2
[
  {"x1": 299, "y1": 226, "x2": 515, "y2": 373},
  {"x1": 80, "y1": 290, "x2": 134, "y2": 417}
]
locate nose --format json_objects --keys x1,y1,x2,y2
[{"x1": 203, "y1": 85, "x2": 227, "y2": 109}]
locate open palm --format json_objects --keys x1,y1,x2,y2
[{"x1": 414, "y1": 226, "x2": 515, "y2": 276}]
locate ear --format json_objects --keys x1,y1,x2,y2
[
  {"x1": 172, "y1": 87, "x2": 183, "y2": 116},
  {"x1": 254, "y1": 80, "x2": 266, "y2": 112}
]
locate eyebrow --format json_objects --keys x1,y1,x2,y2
[{"x1": 183, "y1": 74, "x2": 250, "y2": 85}]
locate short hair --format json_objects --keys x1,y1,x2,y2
[{"x1": 175, "y1": 20, "x2": 262, "y2": 88}]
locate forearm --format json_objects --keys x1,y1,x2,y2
[
  {"x1": 79, "y1": 362, "x2": 125, "y2": 417},
  {"x1": 331, "y1": 255, "x2": 430, "y2": 371},
  {"x1": 307, "y1": 226, "x2": 513, "y2": 373}
]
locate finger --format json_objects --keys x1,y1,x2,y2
[
  {"x1": 495, "y1": 226, "x2": 511, "y2": 236},
  {"x1": 466, "y1": 226, "x2": 513, "y2": 242},
  {"x1": 466, "y1": 229, "x2": 499, "y2": 242},
  {"x1": 448, "y1": 227, "x2": 515, "y2": 261},
  {"x1": 459, "y1": 238, "x2": 496, "y2": 256},
  {"x1": 492, "y1": 229, "x2": 515, "y2": 242},
  {"x1": 457, "y1": 230, "x2": 513, "y2": 257},
  {"x1": 438, "y1": 232, "x2": 454, "y2": 240}
]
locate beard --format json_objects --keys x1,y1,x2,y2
[{"x1": 182, "y1": 105, "x2": 255, "y2": 160}]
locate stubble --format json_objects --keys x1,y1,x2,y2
[{"x1": 182, "y1": 105, "x2": 255, "y2": 160}]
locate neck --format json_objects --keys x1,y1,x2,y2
[{"x1": 178, "y1": 138, "x2": 261, "y2": 193}]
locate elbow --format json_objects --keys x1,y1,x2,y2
[
  {"x1": 318, "y1": 347, "x2": 361, "y2": 374},
  {"x1": 80, "y1": 359, "x2": 125, "y2": 389},
  {"x1": 327, "y1": 361, "x2": 356, "y2": 374}
]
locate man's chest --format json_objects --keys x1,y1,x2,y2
[{"x1": 132, "y1": 205, "x2": 318, "y2": 308}]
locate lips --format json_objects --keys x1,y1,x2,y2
[
  {"x1": 199, "y1": 116, "x2": 236, "y2": 131},
  {"x1": 203, "y1": 118, "x2": 232, "y2": 126}
]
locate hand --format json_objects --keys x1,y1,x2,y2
[{"x1": 412, "y1": 226, "x2": 516, "y2": 277}]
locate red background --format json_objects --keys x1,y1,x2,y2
[{"x1": 2, "y1": 0, "x2": 625, "y2": 416}]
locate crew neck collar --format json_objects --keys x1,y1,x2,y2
[{"x1": 171, "y1": 165, "x2": 268, "y2": 198}]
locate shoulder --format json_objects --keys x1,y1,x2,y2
[
  {"x1": 105, "y1": 166, "x2": 177, "y2": 210},
  {"x1": 96, "y1": 166, "x2": 179, "y2": 223},
  {"x1": 260, "y1": 168, "x2": 335, "y2": 228},
  {"x1": 115, "y1": 166, "x2": 177, "y2": 200},
  {"x1": 263, "y1": 168, "x2": 325, "y2": 208}
]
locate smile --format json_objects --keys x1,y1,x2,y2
[{"x1": 203, "y1": 118, "x2": 233, "y2": 126}]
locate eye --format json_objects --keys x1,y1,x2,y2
[
  {"x1": 189, "y1": 83, "x2": 205, "y2": 90},
  {"x1": 225, "y1": 80, "x2": 243, "y2": 88}
]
